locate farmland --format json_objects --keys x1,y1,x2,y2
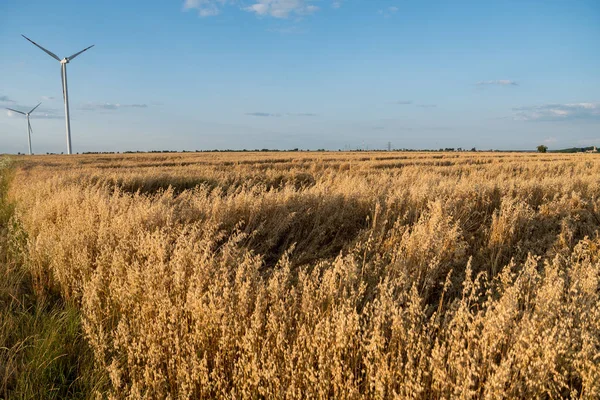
[{"x1": 1, "y1": 151, "x2": 600, "y2": 399}]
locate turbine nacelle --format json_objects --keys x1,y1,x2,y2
[{"x1": 61, "y1": 58, "x2": 69, "y2": 64}]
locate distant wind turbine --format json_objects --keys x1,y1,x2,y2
[
  {"x1": 22, "y1": 35, "x2": 94, "y2": 155},
  {"x1": 6, "y1": 103, "x2": 42, "y2": 155}
]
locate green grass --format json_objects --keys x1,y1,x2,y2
[{"x1": 0, "y1": 156, "x2": 106, "y2": 399}]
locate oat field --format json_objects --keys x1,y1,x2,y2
[{"x1": 2, "y1": 151, "x2": 600, "y2": 399}]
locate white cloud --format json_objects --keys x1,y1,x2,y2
[
  {"x1": 183, "y1": 0, "x2": 227, "y2": 17},
  {"x1": 247, "y1": 3, "x2": 269, "y2": 15},
  {"x1": 514, "y1": 103, "x2": 600, "y2": 121},
  {"x1": 476, "y1": 80, "x2": 518, "y2": 86},
  {"x1": 246, "y1": 111, "x2": 317, "y2": 117},
  {"x1": 245, "y1": 0, "x2": 319, "y2": 18},
  {"x1": 199, "y1": 6, "x2": 220, "y2": 16},
  {"x1": 184, "y1": 0, "x2": 338, "y2": 18}
]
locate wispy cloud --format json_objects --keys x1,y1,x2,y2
[
  {"x1": 32, "y1": 112, "x2": 64, "y2": 120},
  {"x1": 245, "y1": 1, "x2": 319, "y2": 18},
  {"x1": 476, "y1": 80, "x2": 518, "y2": 86},
  {"x1": 0, "y1": 95, "x2": 15, "y2": 103},
  {"x1": 246, "y1": 112, "x2": 282, "y2": 117},
  {"x1": 378, "y1": 6, "x2": 399, "y2": 17},
  {"x1": 246, "y1": 112, "x2": 317, "y2": 117},
  {"x1": 182, "y1": 0, "x2": 224, "y2": 17},
  {"x1": 544, "y1": 137, "x2": 558, "y2": 144},
  {"x1": 390, "y1": 101, "x2": 436, "y2": 108},
  {"x1": 41, "y1": 96, "x2": 56, "y2": 101},
  {"x1": 184, "y1": 0, "x2": 340, "y2": 18},
  {"x1": 513, "y1": 102, "x2": 600, "y2": 121},
  {"x1": 79, "y1": 102, "x2": 149, "y2": 111}
]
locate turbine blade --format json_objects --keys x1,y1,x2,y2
[
  {"x1": 29, "y1": 102, "x2": 42, "y2": 114},
  {"x1": 22, "y1": 35, "x2": 61, "y2": 61},
  {"x1": 6, "y1": 107, "x2": 26, "y2": 115},
  {"x1": 67, "y1": 44, "x2": 94, "y2": 61}
]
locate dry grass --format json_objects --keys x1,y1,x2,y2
[{"x1": 4, "y1": 151, "x2": 600, "y2": 398}]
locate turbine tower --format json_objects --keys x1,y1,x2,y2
[
  {"x1": 22, "y1": 35, "x2": 94, "y2": 155},
  {"x1": 6, "y1": 103, "x2": 42, "y2": 155}
]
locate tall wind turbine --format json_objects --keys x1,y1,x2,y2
[
  {"x1": 22, "y1": 35, "x2": 94, "y2": 155},
  {"x1": 6, "y1": 103, "x2": 42, "y2": 155}
]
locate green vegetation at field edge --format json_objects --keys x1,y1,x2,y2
[{"x1": 0, "y1": 156, "x2": 106, "y2": 399}]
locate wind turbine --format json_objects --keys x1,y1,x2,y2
[
  {"x1": 6, "y1": 103, "x2": 41, "y2": 155},
  {"x1": 22, "y1": 35, "x2": 94, "y2": 155}
]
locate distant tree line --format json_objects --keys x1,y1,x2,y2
[{"x1": 22, "y1": 146, "x2": 594, "y2": 155}]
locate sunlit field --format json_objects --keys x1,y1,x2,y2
[{"x1": 2, "y1": 151, "x2": 600, "y2": 399}]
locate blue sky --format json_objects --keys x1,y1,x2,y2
[{"x1": 1, "y1": 0, "x2": 599, "y2": 153}]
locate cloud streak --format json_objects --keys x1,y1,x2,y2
[
  {"x1": 391, "y1": 101, "x2": 436, "y2": 108},
  {"x1": 246, "y1": 112, "x2": 318, "y2": 117},
  {"x1": 79, "y1": 102, "x2": 149, "y2": 111},
  {"x1": 290, "y1": 112, "x2": 318, "y2": 117},
  {"x1": 476, "y1": 80, "x2": 518, "y2": 86},
  {"x1": 513, "y1": 102, "x2": 600, "y2": 121},
  {"x1": 246, "y1": 112, "x2": 282, "y2": 117},
  {"x1": 0, "y1": 95, "x2": 15, "y2": 103},
  {"x1": 246, "y1": 1, "x2": 319, "y2": 18},
  {"x1": 31, "y1": 113, "x2": 64, "y2": 120}
]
